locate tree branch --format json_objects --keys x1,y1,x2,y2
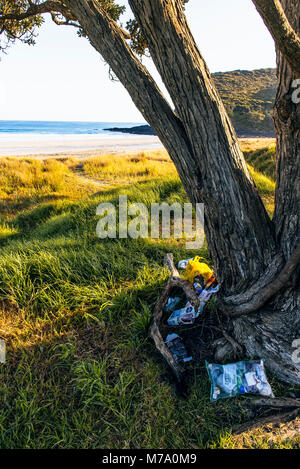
[
  {"x1": 0, "y1": 0, "x2": 80, "y2": 31},
  {"x1": 250, "y1": 397, "x2": 300, "y2": 408},
  {"x1": 252, "y1": 0, "x2": 300, "y2": 76},
  {"x1": 233, "y1": 408, "x2": 300, "y2": 435},
  {"x1": 0, "y1": 1, "x2": 64, "y2": 21},
  {"x1": 50, "y1": 12, "x2": 79, "y2": 28}
]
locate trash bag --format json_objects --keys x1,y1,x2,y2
[{"x1": 206, "y1": 359, "x2": 274, "y2": 402}]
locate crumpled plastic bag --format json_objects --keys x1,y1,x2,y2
[
  {"x1": 178, "y1": 258, "x2": 193, "y2": 270},
  {"x1": 164, "y1": 297, "x2": 181, "y2": 313},
  {"x1": 206, "y1": 359, "x2": 274, "y2": 402},
  {"x1": 167, "y1": 284, "x2": 220, "y2": 326}
]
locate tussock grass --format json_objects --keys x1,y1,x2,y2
[
  {"x1": 0, "y1": 145, "x2": 294, "y2": 449},
  {"x1": 243, "y1": 144, "x2": 276, "y2": 180},
  {"x1": 239, "y1": 138, "x2": 276, "y2": 153},
  {"x1": 0, "y1": 157, "x2": 96, "y2": 219},
  {"x1": 248, "y1": 164, "x2": 276, "y2": 202},
  {"x1": 83, "y1": 150, "x2": 176, "y2": 185}
]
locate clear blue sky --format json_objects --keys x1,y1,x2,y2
[{"x1": 0, "y1": 0, "x2": 276, "y2": 122}]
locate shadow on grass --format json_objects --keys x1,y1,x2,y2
[
  {"x1": 0, "y1": 193, "x2": 71, "y2": 217},
  {"x1": 0, "y1": 276, "x2": 247, "y2": 449}
]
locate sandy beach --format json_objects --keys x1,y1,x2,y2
[
  {"x1": 0, "y1": 134, "x2": 164, "y2": 158},
  {"x1": 0, "y1": 132, "x2": 275, "y2": 160}
]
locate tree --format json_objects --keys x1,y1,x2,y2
[{"x1": 1, "y1": 0, "x2": 299, "y2": 384}]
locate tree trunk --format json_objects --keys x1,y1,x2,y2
[
  {"x1": 273, "y1": 0, "x2": 300, "y2": 258},
  {"x1": 232, "y1": 0, "x2": 300, "y2": 385},
  {"x1": 65, "y1": 0, "x2": 300, "y2": 384},
  {"x1": 252, "y1": 0, "x2": 300, "y2": 77}
]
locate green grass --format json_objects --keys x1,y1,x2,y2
[
  {"x1": 0, "y1": 157, "x2": 96, "y2": 220},
  {"x1": 243, "y1": 145, "x2": 276, "y2": 217},
  {"x1": 213, "y1": 69, "x2": 277, "y2": 136},
  {"x1": 244, "y1": 145, "x2": 276, "y2": 180},
  {"x1": 0, "y1": 150, "x2": 297, "y2": 449},
  {"x1": 82, "y1": 150, "x2": 177, "y2": 185}
]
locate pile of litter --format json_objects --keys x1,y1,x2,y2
[
  {"x1": 162, "y1": 255, "x2": 275, "y2": 403},
  {"x1": 164, "y1": 256, "x2": 219, "y2": 366}
]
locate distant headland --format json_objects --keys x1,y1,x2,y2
[{"x1": 106, "y1": 68, "x2": 277, "y2": 138}]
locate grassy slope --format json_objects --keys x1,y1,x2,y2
[
  {"x1": 213, "y1": 69, "x2": 277, "y2": 136},
  {"x1": 0, "y1": 146, "x2": 298, "y2": 449},
  {"x1": 243, "y1": 142, "x2": 276, "y2": 217}
]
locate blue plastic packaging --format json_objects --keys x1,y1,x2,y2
[{"x1": 206, "y1": 359, "x2": 274, "y2": 402}]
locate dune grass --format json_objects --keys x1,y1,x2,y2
[
  {"x1": 81, "y1": 148, "x2": 276, "y2": 217},
  {"x1": 243, "y1": 144, "x2": 276, "y2": 181},
  {"x1": 82, "y1": 150, "x2": 177, "y2": 185},
  {"x1": 0, "y1": 146, "x2": 297, "y2": 449},
  {"x1": 0, "y1": 157, "x2": 96, "y2": 220}
]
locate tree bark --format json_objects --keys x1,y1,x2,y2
[
  {"x1": 273, "y1": 0, "x2": 300, "y2": 258},
  {"x1": 232, "y1": 0, "x2": 300, "y2": 385}
]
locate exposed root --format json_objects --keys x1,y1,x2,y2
[
  {"x1": 149, "y1": 253, "x2": 200, "y2": 382},
  {"x1": 223, "y1": 243, "x2": 300, "y2": 317},
  {"x1": 212, "y1": 337, "x2": 236, "y2": 362},
  {"x1": 250, "y1": 397, "x2": 300, "y2": 408},
  {"x1": 221, "y1": 330, "x2": 243, "y2": 356},
  {"x1": 233, "y1": 408, "x2": 300, "y2": 435}
]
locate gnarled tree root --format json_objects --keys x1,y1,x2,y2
[
  {"x1": 223, "y1": 243, "x2": 300, "y2": 317},
  {"x1": 233, "y1": 408, "x2": 300, "y2": 435},
  {"x1": 250, "y1": 397, "x2": 300, "y2": 408},
  {"x1": 149, "y1": 253, "x2": 199, "y2": 382}
]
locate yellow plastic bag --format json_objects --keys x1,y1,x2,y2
[{"x1": 185, "y1": 256, "x2": 214, "y2": 284}]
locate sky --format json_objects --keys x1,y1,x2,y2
[{"x1": 0, "y1": 0, "x2": 276, "y2": 122}]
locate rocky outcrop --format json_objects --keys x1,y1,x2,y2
[{"x1": 104, "y1": 124, "x2": 156, "y2": 135}]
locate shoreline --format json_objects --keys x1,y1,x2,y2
[{"x1": 0, "y1": 136, "x2": 275, "y2": 159}]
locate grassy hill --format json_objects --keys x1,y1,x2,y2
[{"x1": 213, "y1": 68, "x2": 277, "y2": 137}]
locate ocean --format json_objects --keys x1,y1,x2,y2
[
  {"x1": 0, "y1": 120, "x2": 161, "y2": 156},
  {"x1": 0, "y1": 120, "x2": 143, "y2": 138}
]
